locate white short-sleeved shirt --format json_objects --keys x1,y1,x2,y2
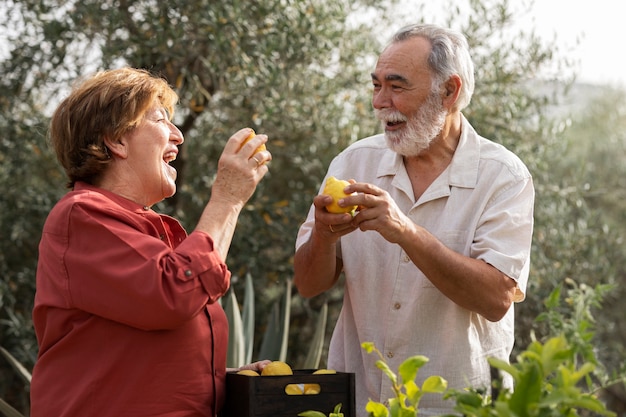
[{"x1": 295, "y1": 116, "x2": 534, "y2": 415}]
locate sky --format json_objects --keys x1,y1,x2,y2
[
  {"x1": 527, "y1": 0, "x2": 625, "y2": 86},
  {"x1": 389, "y1": 0, "x2": 625, "y2": 87}
]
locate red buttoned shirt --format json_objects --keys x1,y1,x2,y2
[{"x1": 31, "y1": 182, "x2": 230, "y2": 417}]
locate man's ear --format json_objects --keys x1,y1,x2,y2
[
  {"x1": 103, "y1": 135, "x2": 128, "y2": 159},
  {"x1": 442, "y1": 75, "x2": 462, "y2": 109}
]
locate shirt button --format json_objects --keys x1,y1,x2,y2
[
  {"x1": 184, "y1": 270, "x2": 192, "y2": 277},
  {"x1": 393, "y1": 302, "x2": 401, "y2": 310},
  {"x1": 402, "y1": 254, "x2": 410, "y2": 263},
  {"x1": 159, "y1": 234, "x2": 165, "y2": 240},
  {"x1": 386, "y1": 351, "x2": 394, "y2": 359},
  {"x1": 143, "y1": 206, "x2": 149, "y2": 211}
]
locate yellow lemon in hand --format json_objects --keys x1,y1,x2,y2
[
  {"x1": 261, "y1": 361, "x2": 293, "y2": 376},
  {"x1": 323, "y1": 176, "x2": 357, "y2": 214},
  {"x1": 236, "y1": 369, "x2": 260, "y2": 376},
  {"x1": 242, "y1": 129, "x2": 267, "y2": 154}
]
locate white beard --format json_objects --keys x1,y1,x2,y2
[{"x1": 375, "y1": 91, "x2": 447, "y2": 157}]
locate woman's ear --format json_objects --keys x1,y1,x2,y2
[{"x1": 103, "y1": 135, "x2": 128, "y2": 159}]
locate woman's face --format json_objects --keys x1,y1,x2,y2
[{"x1": 122, "y1": 103, "x2": 184, "y2": 206}]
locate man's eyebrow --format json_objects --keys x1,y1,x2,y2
[{"x1": 371, "y1": 73, "x2": 410, "y2": 85}]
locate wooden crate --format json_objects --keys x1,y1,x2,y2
[{"x1": 221, "y1": 369, "x2": 356, "y2": 417}]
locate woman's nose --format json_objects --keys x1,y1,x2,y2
[{"x1": 169, "y1": 121, "x2": 184, "y2": 144}]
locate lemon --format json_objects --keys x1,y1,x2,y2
[
  {"x1": 303, "y1": 383, "x2": 321, "y2": 395},
  {"x1": 285, "y1": 383, "x2": 304, "y2": 395},
  {"x1": 236, "y1": 369, "x2": 260, "y2": 376},
  {"x1": 323, "y1": 176, "x2": 357, "y2": 214},
  {"x1": 260, "y1": 360, "x2": 293, "y2": 376},
  {"x1": 313, "y1": 369, "x2": 337, "y2": 375},
  {"x1": 242, "y1": 129, "x2": 267, "y2": 154}
]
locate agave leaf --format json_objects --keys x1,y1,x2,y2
[
  {"x1": 223, "y1": 288, "x2": 244, "y2": 368},
  {"x1": 258, "y1": 301, "x2": 281, "y2": 360},
  {"x1": 303, "y1": 301, "x2": 328, "y2": 369},
  {"x1": 242, "y1": 273, "x2": 255, "y2": 364},
  {"x1": 278, "y1": 278, "x2": 292, "y2": 362},
  {"x1": 0, "y1": 346, "x2": 31, "y2": 384},
  {"x1": 258, "y1": 278, "x2": 292, "y2": 361},
  {"x1": 0, "y1": 397, "x2": 25, "y2": 417}
]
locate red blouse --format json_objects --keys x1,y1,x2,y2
[{"x1": 31, "y1": 182, "x2": 230, "y2": 417}]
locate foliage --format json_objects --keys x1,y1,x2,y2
[
  {"x1": 302, "y1": 282, "x2": 622, "y2": 417},
  {"x1": 446, "y1": 335, "x2": 614, "y2": 417},
  {"x1": 1, "y1": 0, "x2": 626, "y2": 414},
  {"x1": 362, "y1": 342, "x2": 447, "y2": 417},
  {"x1": 299, "y1": 403, "x2": 344, "y2": 417},
  {"x1": 445, "y1": 281, "x2": 621, "y2": 417}
]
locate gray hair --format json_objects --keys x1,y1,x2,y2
[{"x1": 389, "y1": 24, "x2": 475, "y2": 111}]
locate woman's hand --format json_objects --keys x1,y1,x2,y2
[
  {"x1": 228, "y1": 359, "x2": 272, "y2": 374},
  {"x1": 210, "y1": 128, "x2": 271, "y2": 209}
]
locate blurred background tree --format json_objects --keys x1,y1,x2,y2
[{"x1": 1, "y1": 0, "x2": 624, "y2": 414}]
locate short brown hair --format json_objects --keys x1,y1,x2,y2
[{"x1": 49, "y1": 67, "x2": 179, "y2": 188}]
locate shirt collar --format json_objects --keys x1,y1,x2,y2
[
  {"x1": 376, "y1": 114, "x2": 479, "y2": 190},
  {"x1": 73, "y1": 182, "x2": 151, "y2": 213}
]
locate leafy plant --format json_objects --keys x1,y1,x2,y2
[
  {"x1": 301, "y1": 282, "x2": 622, "y2": 417},
  {"x1": 299, "y1": 403, "x2": 344, "y2": 417},
  {"x1": 446, "y1": 335, "x2": 615, "y2": 417},
  {"x1": 362, "y1": 342, "x2": 448, "y2": 417}
]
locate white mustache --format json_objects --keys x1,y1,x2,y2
[{"x1": 374, "y1": 108, "x2": 407, "y2": 123}]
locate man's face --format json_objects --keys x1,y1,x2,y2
[{"x1": 371, "y1": 37, "x2": 447, "y2": 156}]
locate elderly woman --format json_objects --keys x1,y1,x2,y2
[{"x1": 30, "y1": 67, "x2": 271, "y2": 416}]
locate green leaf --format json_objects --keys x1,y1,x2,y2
[
  {"x1": 508, "y1": 361, "x2": 542, "y2": 416},
  {"x1": 242, "y1": 273, "x2": 255, "y2": 364},
  {"x1": 258, "y1": 279, "x2": 292, "y2": 361},
  {"x1": 398, "y1": 355, "x2": 428, "y2": 385},
  {"x1": 0, "y1": 346, "x2": 31, "y2": 384},
  {"x1": 421, "y1": 375, "x2": 447, "y2": 394},
  {"x1": 278, "y1": 278, "x2": 292, "y2": 362},
  {"x1": 365, "y1": 400, "x2": 389, "y2": 417},
  {"x1": 298, "y1": 411, "x2": 328, "y2": 417},
  {"x1": 375, "y1": 360, "x2": 397, "y2": 385},
  {"x1": 0, "y1": 397, "x2": 26, "y2": 417},
  {"x1": 224, "y1": 287, "x2": 244, "y2": 368},
  {"x1": 330, "y1": 402, "x2": 343, "y2": 416},
  {"x1": 303, "y1": 301, "x2": 328, "y2": 369},
  {"x1": 361, "y1": 342, "x2": 375, "y2": 354},
  {"x1": 488, "y1": 357, "x2": 519, "y2": 380}
]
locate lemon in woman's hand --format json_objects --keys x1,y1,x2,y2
[
  {"x1": 242, "y1": 129, "x2": 267, "y2": 154},
  {"x1": 323, "y1": 176, "x2": 357, "y2": 214},
  {"x1": 261, "y1": 360, "x2": 293, "y2": 376},
  {"x1": 236, "y1": 369, "x2": 260, "y2": 376}
]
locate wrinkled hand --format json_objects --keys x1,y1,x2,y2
[
  {"x1": 211, "y1": 128, "x2": 271, "y2": 208},
  {"x1": 347, "y1": 182, "x2": 410, "y2": 244},
  {"x1": 313, "y1": 192, "x2": 358, "y2": 241},
  {"x1": 316, "y1": 182, "x2": 409, "y2": 244},
  {"x1": 235, "y1": 359, "x2": 272, "y2": 374}
]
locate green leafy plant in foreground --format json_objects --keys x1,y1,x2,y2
[
  {"x1": 362, "y1": 342, "x2": 448, "y2": 417},
  {"x1": 299, "y1": 403, "x2": 344, "y2": 417},
  {"x1": 445, "y1": 334, "x2": 615, "y2": 417},
  {"x1": 300, "y1": 283, "x2": 621, "y2": 417}
]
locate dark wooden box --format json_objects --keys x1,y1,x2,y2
[{"x1": 221, "y1": 370, "x2": 356, "y2": 417}]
